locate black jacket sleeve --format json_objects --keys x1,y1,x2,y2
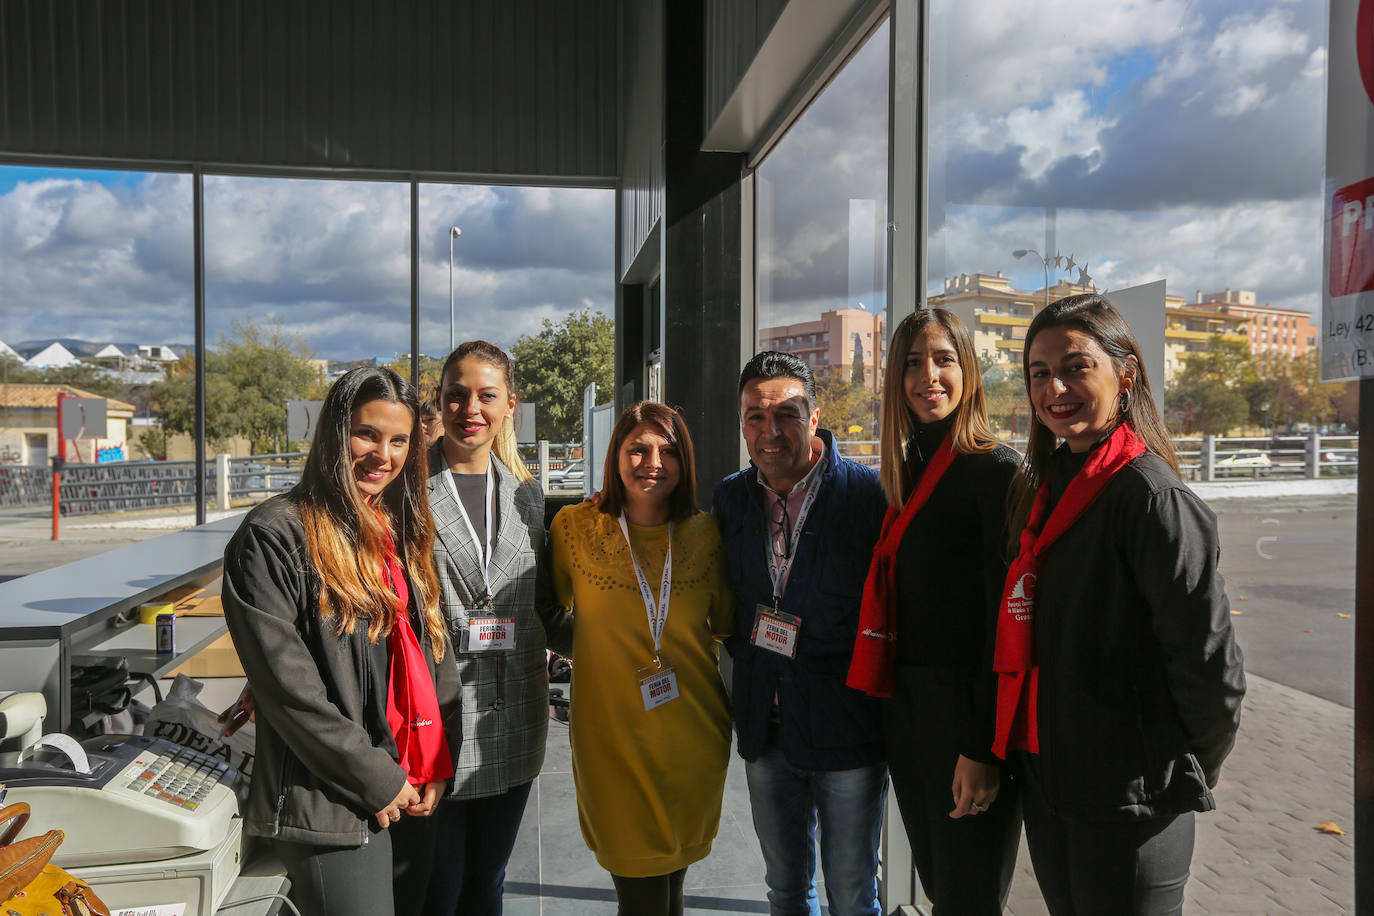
[
  {"x1": 1126, "y1": 486, "x2": 1246, "y2": 786},
  {"x1": 222, "y1": 519, "x2": 409, "y2": 815}
]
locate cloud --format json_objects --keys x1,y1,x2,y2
[{"x1": 0, "y1": 172, "x2": 614, "y2": 361}]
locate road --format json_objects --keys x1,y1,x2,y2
[{"x1": 1209, "y1": 493, "x2": 1356, "y2": 707}]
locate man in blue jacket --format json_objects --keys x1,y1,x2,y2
[{"x1": 714, "y1": 351, "x2": 889, "y2": 916}]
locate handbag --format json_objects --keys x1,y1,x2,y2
[{"x1": 0, "y1": 802, "x2": 111, "y2": 916}]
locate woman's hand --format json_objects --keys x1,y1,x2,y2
[
  {"x1": 375, "y1": 782, "x2": 421, "y2": 829},
  {"x1": 949, "y1": 754, "x2": 1000, "y2": 818},
  {"x1": 404, "y1": 781, "x2": 445, "y2": 817},
  {"x1": 216, "y1": 687, "x2": 255, "y2": 737}
]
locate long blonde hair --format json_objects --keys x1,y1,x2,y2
[
  {"x1": 879, "y1": 308, "x2": 999, "y2": 507},
  {"x1": 294, "y1": 367, "x2": 446, "y2": 659},
  {"x1": 439, "y1": 340, "x2": 534, "y2": 483}
]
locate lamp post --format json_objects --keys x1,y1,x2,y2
[
  {"x1": 1013, "y1": 248, "x2": 1051, "y2": 310},
  {"x1": 448, "y1": 226, "x2": 462, "y2": 352}
]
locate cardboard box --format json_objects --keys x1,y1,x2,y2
[{"x1": 168, "y1": 632, "x2": 243, "y2": 678}]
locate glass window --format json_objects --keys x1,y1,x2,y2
[
  {"x1": 0, "y1": 165, "x2": 194, "y2": 572},
  {"x1": 924, "y1": 1, "x2": 1351, "y2": 910},
  {"x1": 757, "y1": 20, "x2": 889, "y2": 445}
]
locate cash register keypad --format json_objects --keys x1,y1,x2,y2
[{"x1": 124, "y1": 744, "x2": 230, "y2": 810}]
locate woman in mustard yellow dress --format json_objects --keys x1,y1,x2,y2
[{"x1": 550, "y1": 401, "x2": 734, "y2": 916}]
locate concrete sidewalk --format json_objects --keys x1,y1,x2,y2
[{"x1": 1003, "y1": 674, "x2": 1354, "y2": 915}]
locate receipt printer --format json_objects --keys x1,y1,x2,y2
[{"x1": 0, "y1": 734, "x2": 243, "y2": 916}]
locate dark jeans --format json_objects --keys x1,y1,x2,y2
[
  {"x1": 611, "y1": 867, "x2": 687, "y2": 916},
  {"x1": 1021, "y1": 765, "x2": 1195, "y2": 915},
  {"x1": 422, "y1": 780, "x2": 534, "y2": 916},
  {"x1": 276, "y1": 812, "x2": 438, "y2": 916},
  {"x1": 884, "y1": 677, "x2": 1022, "y2": 915}
]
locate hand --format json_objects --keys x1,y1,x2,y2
[
  {"x1": 404, "y1": 781, "x2": 445, "y2": 817},
  {"x1": 582, "y1": 490, "x2": 602, "y2": 505},
  {"x1": 949, "y1": 754, "x2": 1000, "y2": 818},
  {"x1": 216, "y1": 687, "x2": 255, "y2": 737},
  {"x1": 375, "y1": 782, "x2": 421, "y2": 829}
]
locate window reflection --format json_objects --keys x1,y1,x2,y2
[{"x1": 757, "y1": 20, "x2": 889, "y2": 448}]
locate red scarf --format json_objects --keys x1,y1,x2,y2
[
  {"x1": 380, "y1": 528, "x2": 453, "y2": 786},
  {"x1": 991, "y1": 423, "x2": 1145, "y2": 758},
  {"x1": 846, "y1": 434, "x2": 959, "y2": 697}
]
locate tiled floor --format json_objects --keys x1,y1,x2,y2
[{"x1": 500, "y1": 719, "x2": 824, "y2": 915}]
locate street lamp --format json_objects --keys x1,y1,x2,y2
[
  {"x1": 1013, "y1": 248, "x2": 1051, "y2": 310},
  {"x1": 448, "y1": 226, "x2": 462, "y2": 352}
]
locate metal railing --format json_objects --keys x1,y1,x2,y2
[{"x1": 0, "y1": 433, "x2": 1357, "y2": 515}]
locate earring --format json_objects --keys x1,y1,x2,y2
[{"x1": 1119, "y1": 388, "x2": 1132, "y2": 415}]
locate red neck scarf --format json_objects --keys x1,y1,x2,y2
[
  {"x1": 846, "y1": 434, "x2": 959, "y2": 697},
  {"x1": 380, "y1": 526, "x2": 454, "y2": 786},
  {"x1": 991, "y1": 423, "x2": 1145, "y2": 758}
]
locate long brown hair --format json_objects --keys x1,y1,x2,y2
[
  {"x1": 879, "y1": 308, "x2": 998, "y2": 507},
  {"x1": 598, "y1": 402, "x2": 699, "y2": 521},
  {"x1": 1007, "y1": 293, "x2": 1179, "y2": 543},
  {"x1": 294, "y1": 367, "x2": 446, "y2": 658},
  {"x1": 439, "y1": 340, "x2": 534, "y2": 483}
]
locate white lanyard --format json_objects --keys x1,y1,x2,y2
[
  {"x1": 765, "y1": 470, "x2": 822, "y2": 603},
  {"x1": 617, "y1": 514, "x2": 674, "y2": 654},
  {"x1": 442, "y1": 460, "x2": 496, "y2": 600}
]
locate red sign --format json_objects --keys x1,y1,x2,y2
[
  {"x1": 1360, "y1": 0, "x2": 1374, "y2": 105},
  {"x1": 1330, "y1": 175, "x2": 1374, "y2": 296}
]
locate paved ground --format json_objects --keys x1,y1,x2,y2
[{"x1": 0, "y1": 479, "x2": 1361, "y2": 913}]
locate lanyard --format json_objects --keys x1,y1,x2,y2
[
  {"x1": 765, "y1": 470, "x2": 822, "y2": 604},
  {"x1": 442, "y1": 460, "x2": 496, "y2": 600},
  {"x1": 617, "y1": 514, "x2": 674, "y2": 654}
]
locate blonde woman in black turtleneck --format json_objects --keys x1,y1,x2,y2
[{"x1": 848, "y1": 308, "x2": 1021, "y2": 914}]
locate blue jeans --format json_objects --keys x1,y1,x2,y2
[
  {"x1": 422, "y1": 780, "x2": 533, "y2": 916},
  {"x1": 745, "y1": 740, "x2": 888, "y2": 916}
]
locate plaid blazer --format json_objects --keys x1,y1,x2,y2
[{"x1": 427, "y1": 443, "x2": 572, "y2": 799}]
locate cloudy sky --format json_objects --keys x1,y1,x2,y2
[
  {"x1": 759, "y1": 0, "x2": 1327, "y2": 324},
  {"x1": 0, "y1": 0, "x2": 1329, "y2": 359},
  {"x1": 0, "y1": 170, "x2": 614, "y2": 361}
]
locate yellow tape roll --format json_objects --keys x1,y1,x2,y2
[{"x1": 139, "y1": 601, "x2": 176, "y2": 624}]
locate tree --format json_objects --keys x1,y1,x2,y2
[
  {"x1": 815, "y1": 367, "x2": 875, "y2": 439},
  {"x1": 851, "y1": 333, "x2": 866, "y2": 385},
  {"x1": 979, "y1": 354, "x2": 1023, "y2": 435},
  {"x1": 1245, "y1": 351, "x2": 1337, "y2": 432},
  {"x1": 1167, "y1": 338, "x2": 1253, "y2": 435},
  {"x1": 152, "y1": 318, "x2": 322, "y2": 453},
  {"x1": 385, "y1": 354, "x2": 446, "y2": 396},
  {"x1": 510, "y1": 309, "x2": 615, "y2": 441}
]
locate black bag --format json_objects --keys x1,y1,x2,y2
[{"x1": 69, "y1": 656, "x2": 162, "y2": 737}]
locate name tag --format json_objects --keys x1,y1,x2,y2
[
  {"x1": 467, "y1": 616, "x2": 516, "y2": 652},
  {"x1": 636, "y1": 659, "x2": 680, "y2": 711},
  {"x1": 751, "y1": 605, "x2": 801, "y2": 659}
]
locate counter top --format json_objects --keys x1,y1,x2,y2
[{"x1": 0, "y1": 514, "x2": 245, "y2": 639}]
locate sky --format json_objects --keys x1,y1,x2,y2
[
  {"x1": 0, "y1": 0, "x2": 1331, "y2": 360},
  {"x1": 0, "y1": 171, "x2": 614, "y2": 361}
]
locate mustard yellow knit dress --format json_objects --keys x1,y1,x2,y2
[{"x1": 550, "y1": 502, "x2": 734, "y2": 878}]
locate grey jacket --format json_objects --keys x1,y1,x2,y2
[
  {"x1": 222, "y1": 495, "x2": 464, "y2": 845},
  {"x1": 427, "y1": 444, "x2": 572, "y2": 799}
]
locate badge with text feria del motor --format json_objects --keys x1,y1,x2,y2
[{"x1": 1324, "y1": 0, "x2": 1374, "y2": 380}]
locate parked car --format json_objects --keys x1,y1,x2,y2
[
  {"x1": 547, "y1": 459, "x2": 586, "y2": 491},
  {"x1": 1215, "y1": 449, "x2": 1271, "y2": 477}
]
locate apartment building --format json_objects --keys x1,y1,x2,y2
[{"x1": 757, "y1": 307, "x2": 886, "y2": 388}]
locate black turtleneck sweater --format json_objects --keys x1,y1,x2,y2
[{"x1": 892, "y1": 415, "x2": 1020, "y2": 763}]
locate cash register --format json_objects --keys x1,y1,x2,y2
[{"x1": 0, "y1": 730, "x2": 243, "y2": 916}]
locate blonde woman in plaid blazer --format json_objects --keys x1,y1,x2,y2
[{"x1": 421, "y1": 342, "x2": 572, "y2": 916}]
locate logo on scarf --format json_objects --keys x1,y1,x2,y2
[
  {"x1": 411, "y1": 717, "x2": 434, "y2": 728},
  {"x1": 1006, "y1": 573, "x2": 1035, "y2": 621}
]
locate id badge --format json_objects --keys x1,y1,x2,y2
[
  {"x1": 467, "y1": 616, "x2": 517, "y2": 652},
  {"x1": 751, "y1": 604, "x2": 801, "y2": 659},
  {"x1": 636, "y1": 657, "x2": 680, "y2": 711}
]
